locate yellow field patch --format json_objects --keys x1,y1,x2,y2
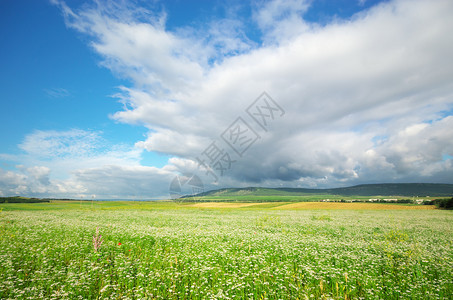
[
  {"x1": 189, "y1": 202, "x2": 265, "y2": 208},
  {"x1": 273, "y1": 202, "x2": 436, "y2": 210}
]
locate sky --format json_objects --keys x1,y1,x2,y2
[{"x1": 0, "y1": 0, "x2": 452, "y2": 199}]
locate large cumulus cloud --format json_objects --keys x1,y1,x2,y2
[{"x1": 1, "y1": 0, "x2": 452, "y2": 198}]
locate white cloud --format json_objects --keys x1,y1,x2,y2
[
  {"x1": 252, "y1": 0, "x2": 311, "y2": 44},
  {"x1": 55, "y1": 0, "x2": 453, "y2": 189},
  {"x1": 0, "y1": 129, "x2": 179, "y2": 198},
  {"x1": 377, "y1": 116, "x2": 453, "y2": 177},
  {"x1": 25, "y1": 166, "x2": 51, "y2": 186},
  {"x1": 43, "y1": 87, "x2": 70, "y2": 98},
  {"x1": 2, "y1": 0, "x2": 452, "y2": 198},
  {"x1": 15, "y1": 129, "x2": 143, "y2": 177},
  {"x1": 19, "y1": 129, "x2": 103, "y2": 159},
  {"x1": 72, "y1": 165, "x2": 175, "y2": 199},
  {"x1": 0, "y1": 169, "x2": 27, "y2": 196}
]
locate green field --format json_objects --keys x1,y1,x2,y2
[{"x1": 0, "y1": 201, "x2": 452, "y2": 299}]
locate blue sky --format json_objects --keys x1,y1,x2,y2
[
  {"x1": 0, "y1": 0, "x2": 165, "y2": 168},
  {"x1": 1, "y1": 2, "x2": 139, "y2": 148},
  {"x1": 0, "y1": 0, "x2": 452, "y2": 199}
]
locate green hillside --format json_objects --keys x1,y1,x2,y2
[
  {"x1": 186, "y1": 183, "x2": 453, "y2": 201},
  {"x1": 276, "y1": 183, "x2": 453, "y2": 197}
]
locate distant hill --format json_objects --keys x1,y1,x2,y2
[
  {"x1": 276, "y1": 183, "x2": 453, "y2": 197},
  {"x1": 192, "y1": 183, "x2": 453, "y2": 199},
  {"x1": 0, "y1": 196, "x2": 50, "y2": 203}
]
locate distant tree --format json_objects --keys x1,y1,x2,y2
[
  {"x1": 397, "y1": 199, "x2": 412, "y2": 203},
  {"x1": 433, "y1": 197, "x2": 453, "y2": 209},
  {"x1": 446, "y1": 197, "x2": 453, "y2": 209}
]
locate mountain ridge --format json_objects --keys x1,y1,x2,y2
[{"x1": 192, "y1": 183, "x2": 453, "y2": 198}]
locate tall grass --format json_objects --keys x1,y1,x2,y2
[{"x1": 0, "y1": 205, "x2": 452, "y2": 299}]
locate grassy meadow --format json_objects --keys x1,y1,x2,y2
[{"x1": 0, "y1": 201, "x2": 452, "y2": 299}]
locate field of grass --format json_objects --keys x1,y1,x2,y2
[{"x1": 0, "y1": 201, "x2": 452, "y2": 299}]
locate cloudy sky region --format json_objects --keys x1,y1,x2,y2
[{"x1": 0, "y1": 0, "x2": 452, "y2": 199}]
